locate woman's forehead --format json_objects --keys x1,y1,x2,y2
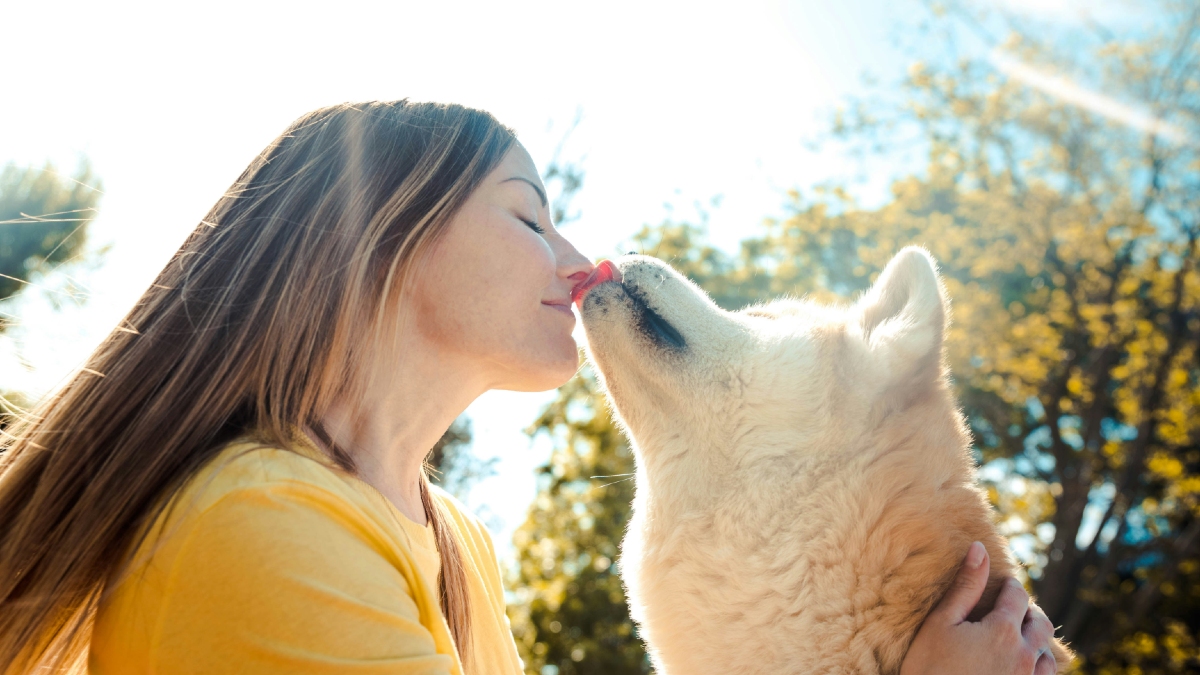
[
  {"x1": 500, "y1": 144, "x2": 540, "y2": 180},
  {"x1": 493, "y1": 145, "x2": 547, "y2": 204}
]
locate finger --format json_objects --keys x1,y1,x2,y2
[
  {"x1": 1022, "y1": 602, "x2": 1055, "y2": 645},
  {"x1": 985, "y1": 577, "x2": 1031, "y2": 630},
  {"x1": 932, "y1": 541, "x2": 990, "y2": 624},
  {"x1": 1033, "y1": 648, "x2": 1057, "y2": 675}
]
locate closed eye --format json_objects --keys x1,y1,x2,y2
[{"x1": 519, "y1": 216, "x2": 545, "y2": 234}]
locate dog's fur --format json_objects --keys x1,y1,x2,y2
[{"x1": 577, "y1": 248, "x2": 1071, "y2": 674}]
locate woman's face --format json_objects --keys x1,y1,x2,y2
[{"x1": 406, "y1": 144, "x2": 593, "y2": 392}]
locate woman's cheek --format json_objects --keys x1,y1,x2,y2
[{"x1": 519, "y1": 228, "x2": 559, "y2": 280}]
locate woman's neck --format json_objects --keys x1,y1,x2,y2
[{"x1": 318, "y1": 345, "x2": 488, "y2": 526}]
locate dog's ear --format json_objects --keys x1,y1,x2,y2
[{"x1": 852, "y1": 246, "x2": 949, "y2": 387}]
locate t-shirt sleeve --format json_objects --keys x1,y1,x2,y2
[{"x1": 149, "y1": 481, "x2": 457, "y2": 675}]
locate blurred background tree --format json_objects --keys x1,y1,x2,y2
[
  {"x1": 0, "y1": 161, "x2": 102, "y2": 413},
  {"x1": 427, "y1": 417, "x2": 495, "y2": 500},
  {"x1": 507, "y1": 2, "x2": 1200, "y2": 673},
  {"x1": 0, "y1": 162, "x2": 101, "y2": 312},
  {"x1": 508, "y1": 375, "x2": 645, "y2": 675}
]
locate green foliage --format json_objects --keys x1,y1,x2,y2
[
  {"x1": 0, "y1": 161, "x2": 102, "y2": 312},
  {"x1": 427, "y1": 418, "x2": 497, "y2": 500},
  {"x1": 0, "y1": 160, "x2": 102, "y2": 414},
  {"x1": 508, "y1": 3, "x2": 1199, "y2": 673},
  {"x1": 508, "y1": 375, "x2": 647, "y2": 675}
]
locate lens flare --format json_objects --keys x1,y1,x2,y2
[{"x1": 989, "y1": 50, "x2": 1192, "y2": 146}]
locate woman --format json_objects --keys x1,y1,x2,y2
[{"x1": 0, "y1": 101, "x2": 1057, "y2": 675}]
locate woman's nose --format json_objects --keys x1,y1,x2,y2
[{"x1": 556, "y1": 241, "x2": 594, "y2": 283}]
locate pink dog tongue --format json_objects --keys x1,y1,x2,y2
[{"x1": 572, "y1": 260, "x2": 621, "y2": 306}]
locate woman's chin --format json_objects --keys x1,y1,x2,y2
[{"x1": 501, "y1": 351, "x2": 580, "y2": 392}]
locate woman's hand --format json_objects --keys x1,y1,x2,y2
[{"x1": 900, "y1": 542, "x2": 1058, "y2": 675}]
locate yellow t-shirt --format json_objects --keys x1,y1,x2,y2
[{"x1": 89, "y1": 430, "x2": 524, "y2": 675}]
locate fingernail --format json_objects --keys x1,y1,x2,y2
[{"x1": 967, "y1": 542, "x2": 985, "y2": 568}]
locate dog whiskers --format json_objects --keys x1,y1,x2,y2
[{"x1": 592, "y1": 475, "x2": 636, "y2": 489}]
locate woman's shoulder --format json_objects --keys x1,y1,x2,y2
[
  {"x1": 175, "y1": 432, "x2": 364, "y2": 513},
  {"x1": 110, "y1": 430, "x2": 406, "y2": 599},
  {"x1": 111, "y1": 432, "x2": 402, "y2": 592},
  {"x1": 172, "y1": 433, "x2": 496, "y2": 567},
  {"x1": 93, "y1": 433, "x2": 461, "y2": 673},
  {"x1": 188, "y1": 436, "x2": 495, "y2": 557}
]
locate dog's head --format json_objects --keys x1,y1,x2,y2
[{"x1": 576, "y1": 247, "x2": 951, "y2": 499}]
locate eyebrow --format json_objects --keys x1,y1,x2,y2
[{"x1": 501, "y1": 176, "x2": 548, "y2": 208}]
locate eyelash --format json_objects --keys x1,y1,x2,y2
[{"x1": 519, "y1": 217, "x2": 545, "y2": 234}]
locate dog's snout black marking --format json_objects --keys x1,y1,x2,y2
[
  {"x1": 625, "y1": 285, "x2": 686, "y2": 351},
  {"x1": 643, "y1": 305, "x2": 686, "y2": 350}
]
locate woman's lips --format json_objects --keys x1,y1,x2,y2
[{"x1": 572, "y1": 260, "x2": 622, "y2": 306}]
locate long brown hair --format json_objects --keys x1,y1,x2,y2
[{"x1": 0, "y1": 100, "x2": 516, "y2": 673}]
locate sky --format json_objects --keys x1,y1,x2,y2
[{"x1": 1, "y1": 0, "x2": 1123, "y2": 557}]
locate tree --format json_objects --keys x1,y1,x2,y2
[
  {"x1": 508, "y1": 375, "x2": 647, "y2": 675},
  {"x1": 0, "y1": 161, "x2": 102, "y2": 311},
  {"x1": 0, "y1": 160, "x2": 102, "y2": 413},
  {"x1": 803, "y1": 3, "x2": 1200, "y2": 669},
  {"x1": 508, "y1": 2, "x2": 1200, "y2": 673},
  {"x1": 427, "y1": 417, "x2": 499, "y2": 500}
]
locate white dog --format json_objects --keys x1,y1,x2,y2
[{"x1": 573, "y1": 248, "x2": 1071, "y2": 674}]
